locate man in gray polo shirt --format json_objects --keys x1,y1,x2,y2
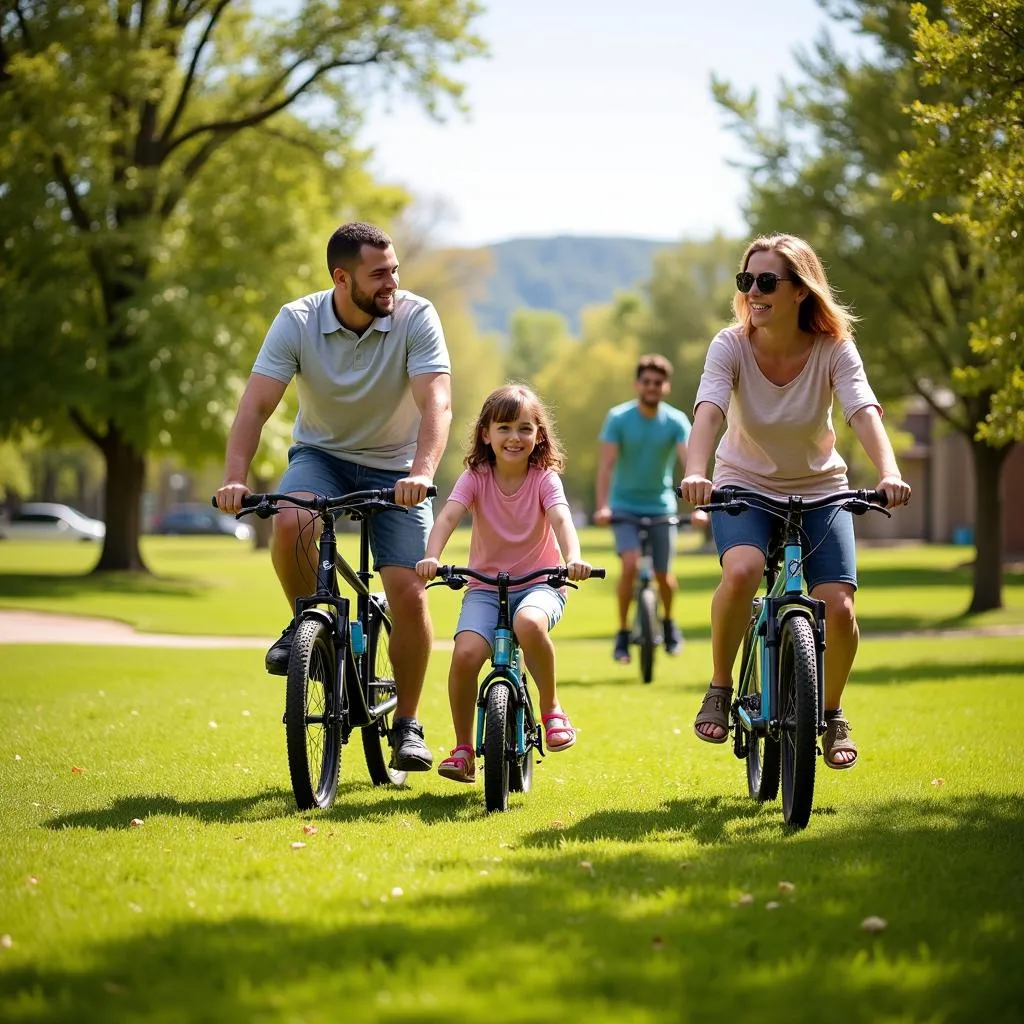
[{"x1": 216, "y1": 222, "x2": 452, "y2": 772}]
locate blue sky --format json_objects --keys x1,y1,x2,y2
[{"x1": 359, "y1": 0, "x2": 862, "y2": 247}]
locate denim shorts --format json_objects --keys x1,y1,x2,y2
[
  {"x1": 611, "y1": 516, "x2": 677, "y2": 574},
  {"x1": 455, "y1": 584, "x2": 567, "y2": 651},
  {"x1": 277, "y1": 444, "x2": 432, "y2": 571},
  {"x1": 710, "y1": 505, "x2": 858, "y2": 591}
]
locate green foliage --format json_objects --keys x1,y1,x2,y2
[
  {"x1": 505, "y1": 309, "x2": 573, "y2": 387},
  {"x1": 898, "y1": 0, "x2": 1024, "y2": 443}
]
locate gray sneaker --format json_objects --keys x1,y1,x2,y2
[{"x1": 390, "y1": 717, "x2": 433, "y2": 771}]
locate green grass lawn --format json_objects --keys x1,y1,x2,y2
[
  {"x1": 1, "y1": 538, "x2": 1023, "y2": 1021},
  {"x1": 2, "y1": 631, "x2": 1023, "y2": 1021}
]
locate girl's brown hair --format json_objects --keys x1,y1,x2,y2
[
  {"x1": 465, "y1": 384, "x2": 566, "y2": 472},
  {"x1": 733, "y1": 233, "x2": 859, "y2": 340}
]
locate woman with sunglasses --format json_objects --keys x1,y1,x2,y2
[{"x1": 679, "y1": 233, "x2": 911, "y2": 769}]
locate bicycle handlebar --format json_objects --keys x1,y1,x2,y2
[
  {"x1": 211, "y1": 486, "x2": 438, "y2": 519},
  {"x1": 689, "y1": 486, "x2": 889, "y2": 516},
  {"x1": 433, "y1": 564, "x2": 606, "y2": 589}
]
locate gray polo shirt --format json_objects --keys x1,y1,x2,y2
[{"x1": 253, "y1": 288, "x2": 450, "y2": 471}]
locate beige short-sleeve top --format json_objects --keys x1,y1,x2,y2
[{"x1": 694, "y1": 326, "x2": 881, "y2": 498}]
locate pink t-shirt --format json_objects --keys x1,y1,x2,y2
[
  {"x1": 448, "y1": 465, "x2": 568, "y2": 588},
  {"x1": 694, "y1": 326, "x2": 881, "y2": 498}
]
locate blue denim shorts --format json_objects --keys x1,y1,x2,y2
[
  {"x1": 455, "y1": 584, "x2": 567, "y2": 651},
  {"x1": 711, "y1": 505, "x2": 858, "y2": 591},
  {"x1": 277, "y1": 445, "x2": 432, "y2": 571},
  {"x1": 611, "y1": 516, "x2": 677, "y2": 574}
]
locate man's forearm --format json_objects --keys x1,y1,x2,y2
[{"x1": 410, "y1": 403, "x2": 452, "y2": 480}]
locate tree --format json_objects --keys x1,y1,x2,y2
[
  {"x1": 713, "y1": 0, "x2": 1013, "y2": 612},
  {"x1": 0, "y1": 0, "x2": 485, "y2": 572},
  {"x1": 505, "y1": 309, "x2": 574, "y2": 387},
  {"x1": 898, "y1": 0, "x2": 1024, "y2": 446}
]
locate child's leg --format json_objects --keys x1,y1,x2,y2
[
  {"x1": 448, "y1": 631, "x2": 490, "y2": 747},
  {"x1": 513, "y1": 607, "x2": 560, "y2": 715}
]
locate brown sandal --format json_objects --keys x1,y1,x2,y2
[
  {"x1": 694, "y1": 686, "x2": 732, "y2": 744},
  {"x1": 822, "y1": 716, "x2": 858, "y2": 769}
]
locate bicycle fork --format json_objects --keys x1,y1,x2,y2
[{"x1": 474, "y1": 628, "x2": 535, "y2": 759}]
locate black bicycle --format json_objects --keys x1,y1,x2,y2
[
  {"x1": 607, "y1": 513, "x2": 688, "y2": 684},
  {"x1": 216, "y1": 486, "x2": 436, "y2": 810},
  {"x1": 688, "y1": 486, "x2": 890, "y2": 828},
  {"x1": 428, "y1": 565, "x2": 605, "y2": 813}
]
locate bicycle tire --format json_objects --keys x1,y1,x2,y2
[
  {"x1": 741, "y1": 617, "x2": 780, "y2": 802},
  {"x1": 779, "y1": 616, "x2": 818, "y2": 828},
  {"x1": 483, "y1": 681, "x2": 514, "y2": 813},
  {"x1": 508, "y1": 680, "x2": 534, "y2": 794},
  {"x1": 361, "y1": 598, "x2": 408, "y2": 787},
  {"x1": 637, "y1": 587, "x2": 658, "y2": 684},
  {"x1": 285, "y1": 616, "x2": 342, "y2": 810}
]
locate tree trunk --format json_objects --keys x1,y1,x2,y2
[
  {"x1": 968, "y1": 438, "x2": 1010, "y2": 613},
  {"x1": 92, "y1": 427, "x2": 150, "y2": 574}
]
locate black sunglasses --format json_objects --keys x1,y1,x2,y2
[{"x1": 736, "y1": 271, "x2": 796, "y2": 294}]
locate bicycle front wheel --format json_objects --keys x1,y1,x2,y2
[
  {"x1": 741, "y1": 617, "x2": 780, "y2": 802},
  {"x1": 483, "y1": 681, "x2": 514, "y2": 813},
  {"x1": 285, "y1": 617, "x2": 342, "y2": 810},
  {"x1": 508, "y1": 681, "x2": 535, "y2": 794},
  {"x1": 361, "y1": 598, "x2": 408, "y2": 787},
  {"x1": 636, "y1": 587, "x2": 658, "y2": 684},
  {"x1": 779, "y1": 616, "x2": 818, "y2": 828}
]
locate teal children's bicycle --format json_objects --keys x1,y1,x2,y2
[
  {"x1": 689, "y1": 485, "x2": 890, "y2": 828},
  {"x1": 429, "y1": 564, "x2": 605, "y2": 813}
]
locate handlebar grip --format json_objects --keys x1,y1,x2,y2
[
  {"x1": 591, "y1": 568, "x2": 606, "y2": 579},
  {"x1": 426, "y1": 485, "x2": 438, "y2": 498},
  {"x1": 210, "y1": 496, "x2": 217, "y2": 508},
  {"x1": 210, "y1": 494, "x2": 263, "y2": 508}
]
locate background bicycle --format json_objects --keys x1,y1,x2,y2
[
  {"x1": 606, "y1": 512, "x2": 689, "y2": 684},
  {"x1": 692, "y1": 485, "x2": 890, "y2": 828},
  {"x1": 429, "y1": 564, "x2": 605, "y2": 813},
  {"x1": 222, "y1": 486, "x2": 435, "y2": 810}
]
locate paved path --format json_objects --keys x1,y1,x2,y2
[{"x1": 0, "y1": 609, "x2": 1021, "y2": 647}]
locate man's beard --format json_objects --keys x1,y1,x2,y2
[
  {"x1": 638, "y1": 394, "x2": 661, "y2": 411},
  {"x1": 351, "y1": 281, "x2": 394, "y2": 319}
]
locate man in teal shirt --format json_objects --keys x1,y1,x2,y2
[{"x1": 594, "y1": 354, "x2": 696, "y2": 663}]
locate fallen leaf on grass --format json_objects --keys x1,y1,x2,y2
[
  {"x1": 778, "y1": 880, "x2": 795, "y2": 893},
  {"x1": 931, "y1": 778, "x2": 945, "y2": 786},
  {"x1": 765, "y1": 901, "x2": 780, "y2": 910},
  {"x1": 737, "y1": 893, "x2": 755, "y2": 906},
  {"x1": 129, "y1": 818, "x2": 144, "y2": 828},
  {"x1": 71, "y1": 766, "x2": 86, "y2": 774},
  {"x1": 303, "y1": 824, "x2": 318, "y2": 835},
  {"x1": 391, "y1": 887, "x2": 404, "y2": 897},
  {"x1": 861, "y1": 916, "x2": 887, "y2": 933},
  {"x1": 579, "y1": 860, "x2": 594, "y2": 874},
  {"x1": 290, "y1": 842, "x2": 306, "y2": 850},
  {"x1": 1, "y1": 935, "x2": 12, "y2": 949}
]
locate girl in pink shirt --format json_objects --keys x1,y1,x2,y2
[{"x1": 416, "y1": 385, "x2": 593, "y2": 784}]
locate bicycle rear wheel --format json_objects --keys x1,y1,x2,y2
[
  {"x1": 483, "y1": 681, "x2": 514, "y2": 813},
  {"x1": 741, "y1": 618, "x2": 780, "y2": 802},
  {"x1": 636, "y1": 587, "x2": 658, "y2": 684},
  {"x1": 285, "y1": 617, "x2": 342, "y2": 810},
  {"x1": 779, "y1": 616, "x2": 818, "y2": 828},
  {"x1": 361, "y1": 598, "x2": 408, "y2": 787}
]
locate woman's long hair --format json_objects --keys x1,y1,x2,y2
[{"x1": 734, "y1": 233, "x2": 859, "y2": 339}]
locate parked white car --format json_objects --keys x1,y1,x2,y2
[{"x1": 0, "y1": 502, "x2": 106, "y2": 542}]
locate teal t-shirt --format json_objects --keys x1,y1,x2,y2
[{"x1": 599, "y1": 401, "x2": 692, "y2": 514}]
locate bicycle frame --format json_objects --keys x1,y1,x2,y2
[
  {"x1": 734, "y1": 516, "x2": 827, "y2": 739},
  {"x1": 473, "y1": 572, "x2": 534, "y2": 760}
]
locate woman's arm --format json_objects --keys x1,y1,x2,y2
[
  {"x1": 679, "y1": 402, "x2": 726, "y2": 506},
  {"x1": 849, "y1": 406, "x2": 912, "y2": 506}
]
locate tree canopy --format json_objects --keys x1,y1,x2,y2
[{"x1": 0, "y1": 0, "x2": 485, "y2": 570}]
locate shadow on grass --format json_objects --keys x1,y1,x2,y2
[
  {"x1": 852, "y1": 658, "x2": 1024, "y2": 686},
  {"x1": 8, "y1": 794, "x2": 1023, "y2": 1023},
  {"x1": 0, "y1": 572, "x2": 206, "y2": 601},
  {"x1": 42, "y1": 783, "x2": 480, "y2": 831}
]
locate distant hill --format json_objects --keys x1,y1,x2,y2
[{"x1": 471, "y1": 235, "x2": 673, "y2": 336}]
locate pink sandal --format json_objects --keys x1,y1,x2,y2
[
  {"x1": 542, "y1": 711, "x2": 577, "y2": 752},
  {"x1": 437, "y1": 744, "x2": 476, "y2": 784}
]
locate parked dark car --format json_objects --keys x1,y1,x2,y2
[{"x1": 151, "y1": 504, "x2": 253, "y2": 541}]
